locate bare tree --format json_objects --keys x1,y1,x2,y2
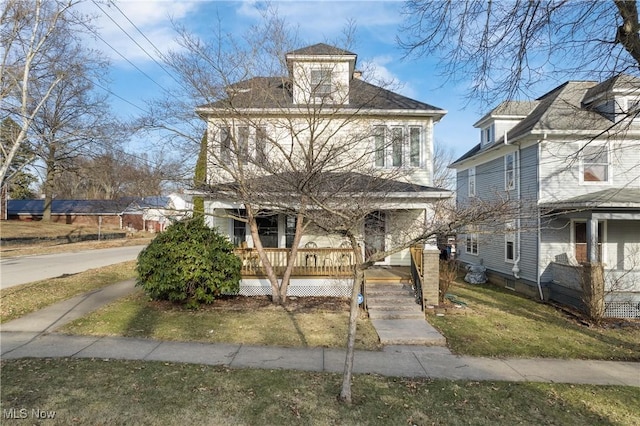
[
  {"x1": 0, "y1": 0, "x2": 87, "y2": 187},
  {"x1": 399, "y1": 0, "x2": 640, "y2": 106},
  {"x1": 142, "y1": 5, "x2": 519, "y2": 405}
]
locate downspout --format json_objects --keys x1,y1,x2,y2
[{"x1": 535, "y1": 135, "x2": 546, "y2": 301}]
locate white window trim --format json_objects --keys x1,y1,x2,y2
[
  {"x1": 579, "y1": 142, "x2": 611, "y2": 185},
  {"x1": 505, "y1": 152, "x2": 517, "y2": 191},
  {"x1": 468, "y1": 166, "x2": 476, "y2": 197},
  {"x1": 372, "y1": 125, "x2": 424, "y2": 169},
  {"x1": 465, "y1": 226, "x2": 479, "y2": 256},
  {"x1": 504, "y1": 220, "x2": 516, "y2": 263}
]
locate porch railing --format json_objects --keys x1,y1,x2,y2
[
  {"x1": 410, "y1": 245, "x2": 424, "y2": 309},
  {"x1": 234, "y1": 247, "x2": 355, "y2": 277}
]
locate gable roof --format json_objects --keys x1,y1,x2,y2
[{"x1": 199, "y1": 76, "x2": 444, "y2": 114}]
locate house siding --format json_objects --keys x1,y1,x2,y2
[{"x1": 539, "y1": 137, "x2": 640, "y2": 204}]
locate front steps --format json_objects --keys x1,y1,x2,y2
[
  {"x1": 366, "y1": 281, "x2": 447, "y2": 347},
  {"x1": 366, "y1": 283, "x2": 423, "y2": 320}
]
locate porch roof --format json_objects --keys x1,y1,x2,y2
[{"x1": 205, "y1": 172, "x2": 452, "y2": 197}]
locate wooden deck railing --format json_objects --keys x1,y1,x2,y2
[{"x1": 234, "y1": 248, "x2": 355, "y2": 277}]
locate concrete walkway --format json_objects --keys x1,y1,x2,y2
[{"x1": 1, "y1": 280, "x2": 638, "y2": 387}]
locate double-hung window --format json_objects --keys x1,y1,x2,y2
[
  {"x1": 468, "y1": 167, "x2": 476, "y2": 197},
  {"x1": 237, "y1": 126, "x2": 249, "y2": 161},
  {"x1": 391, "y1": 127, "x2": 403, "y2": 167},
  {"x1": 409, "y1": 127, "x2": 421, "y2": 167},
  {"x1": 374, "y1": 126, "x2": 386, "y2": 167},
  {"x1": 505, "y1": 153, "x2": 516, "y2": 191},
  {"x1": 310, "y1": 68, "x2": 332, "y2": 98},
  {"x1": 466, "y1": 226, "x2": 479, "y2": 255},
  {"x1": 219, "y1": 127, "x2": 231, "y2": 161},
  {"x1": 373, "y1": 125, "x2": 423, "y2": 169},
  {"x1": 582, "y1": 143, "x2": 609, "y2": 183},
  {"x1": 505, "y1": 220, "x2": 516, "y2": 262},
  {"x1": 255, "y1": 127, "x2": 267, "y2": 163}
]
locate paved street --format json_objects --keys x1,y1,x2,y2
[{"x1": 0, "y1": 245, "x2": 146, "y2": 289}]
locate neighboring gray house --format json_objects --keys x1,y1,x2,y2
[{"x1": 450, "y1": 75, "x2": 640, "y2": 318}]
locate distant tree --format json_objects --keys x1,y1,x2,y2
[
  {"x1": 399, "y1": 0, "x2": 640, "y2": 106},
  {"x1": 0, "y1": 118, "x2": 37, "y2": 198},
  {"x1": 0, "y1": 0, "x2": 87, "y2": 188}
]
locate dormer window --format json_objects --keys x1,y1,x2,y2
[
  {"x1": 310, "y1": 68, "x2": 332, "y2": 97},
  {"x1": 482, "y1": 124, "x2": 495, "y2": 146}
]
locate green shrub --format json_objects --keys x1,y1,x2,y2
[{"x1": 136, "y1": 217, "x2": 241, "y2": 307}]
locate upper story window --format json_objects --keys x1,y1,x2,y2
[
  {"x1": 219, "y1": 127, "x2": 231, "y2": 161},
  {"x1": 409, "y1": 127, "x2": 421, "y2": 167},
  {"x1": 391, "y1": 127, "x2": 403, "y2": 167},
  {"x1": 255, "y1": 127, "x2": 267, "y2": 163},
  {"x1": 468, "y1": 166, "x2": 476, "y2": 197},
  {"x1": 505, "y1": 153, "x2": 516, "y2": 191},
  {"x1": 373, "y1": 125, "x2": 423, "y2": 169},
  {"x1": 218, "y1": 125, "x2": 268, "y2": 164},
  {"x1": 237, "y1": 126, "x2": 249, "y2": 161},
  {"x1": 310, "y1": 68, "x2": 332, "y2": 97},
  {"x1": 581, "y1": 143, "x2": 610, "y2": 183},
  {"x1": 482, "y1": 124, "x2": 494, "y2": 146},
  {"x1": 374, "y1": 126, "x2": 385, "y2": 167}
]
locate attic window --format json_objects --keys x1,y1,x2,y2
[
  {"x1": 311, "y1": 68, "x2": 332, "y2": 97},
  {"x1": 482, "y1": 124, "x2": 494, "y2": 146}
]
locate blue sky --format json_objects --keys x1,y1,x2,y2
[{"x1": 85, "y1": 0, "x2": 483, "y2": 158}]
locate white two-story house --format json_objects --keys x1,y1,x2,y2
[
  {"x1": 195, "y1": 43, "x2": 450, "y2": 272},
  {"x1": 450, "y1": 75, "x2": 640, "y2": 318}
]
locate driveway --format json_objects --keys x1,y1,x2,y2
[{"x1": 0, "y1": 245, "x2": 146, "y2": 289}]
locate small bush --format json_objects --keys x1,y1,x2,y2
[{"x1": 136, "y1": 217, "x2": 241, "y2": 307}]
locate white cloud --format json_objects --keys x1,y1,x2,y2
[
  {"x1": 361, "y1": 55, "x2": 418, "y2": 100},
  {"x1": 235, "y1": 1, "x2": 402, "y2": 43},
  {"x1": 83, "y1": 0, "x2": 202, "y2": 65}
]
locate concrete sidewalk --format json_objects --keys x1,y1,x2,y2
[{"x1": 1, "y1": 280, "x2": 638, "y2": 387}]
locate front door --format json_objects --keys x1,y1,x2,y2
[{"x1": 364, "y1": 211, "x2": 386, "y2": 262}]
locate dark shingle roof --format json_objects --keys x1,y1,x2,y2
[
  {"x1": 474, "y1": 100, "x2": 538, "y2": 126},
  {"x1": 584, "y1": 74, "x2": 640, "y2": 102},
  {"x1": 540, "y1": 188, "x2": 640, "y2": 208},
  {"x1": 200, "y1": 76, "x2": 444, "y2": 113},
  {"x1": 451, "y1": 76, "x2": 640, "y2": 166},
  {"x1": 286, "y1": 43, "x2": 356, "y2": 57},
  {"x1": 7, "y1": 199, "x2": 132, "y2": 215},
  {"x1": 210, "y1": 172, "x2": 449, "y2": 195}
]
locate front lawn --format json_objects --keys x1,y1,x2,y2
[
  {"x1": 429, "y1": 282, "x2": 640, "y2": 361},
  {"x1": 60, "y1": 291, "x2": 381, "y2": 350},
  {"x1": 0, "y1": 261, "x2": 137, "y2": 323},
  {"x1": 1, "y1": 358, "x2": 638, "y2": 425}
]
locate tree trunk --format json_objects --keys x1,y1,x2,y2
[
  {"x1": 42, "y1": 147, "x2": 56, "y2": 222},
  {"x1": 339, "y1": 234, "x2": 365, "y2": 404}
]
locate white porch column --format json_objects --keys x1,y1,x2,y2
[{"x1": 586, "y1": 217, "x2": 598, "y2": 263}]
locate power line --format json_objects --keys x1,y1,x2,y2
[{"x1": 94, "y1": 0, "x2": 186, "y2": 91}]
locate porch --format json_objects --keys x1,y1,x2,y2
[{"x1": 234, "y1": 247, "x2": 356, "y2": 277}]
